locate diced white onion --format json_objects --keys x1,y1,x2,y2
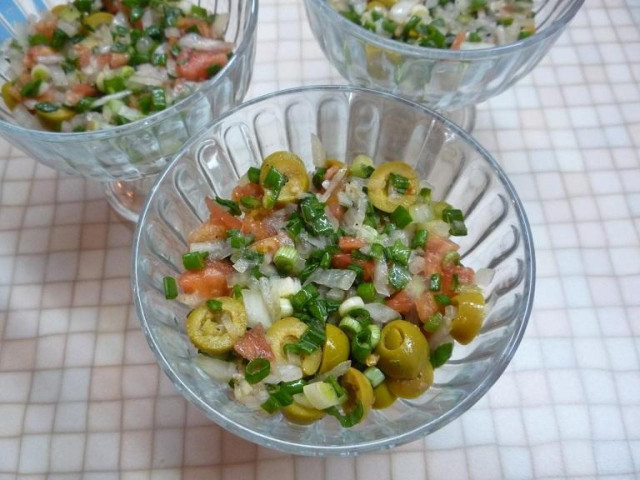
[
  {"x1": 305, "y1": 268, "x2": 357, "y2": 290},
  {"x1": 196, "y1": 354, "x2": 237, "y2": 382},
  {"x1": 271, "y1": 277, "x2": 301, "y2": 298},
  {"x1": 404, "y1": 276, "x2": 426, "y2": 300},
  {"x1": 426, "y1": 220, "x2": 451, "y2": 237},
  {"x1": 189, "y1": 240, "x2": 232, "y2": 259},
  {"x1": 339, "y1": 296, "x2": 365, "y2": 317},
  {"x1": 363, "y1": 303, "x2": 401, "y2": 324},
  {"x1": 303, "y1": 382, "x2": 343, "y2": 410},
  {"x1": 178, "y1": 33, "x2": 234, "y2": 52},
  {"x1": 36, "y1": 54, "x2": 64, "y2": 64},
  {"x1": 212, "y1": 12, "x2": 229, "y2": 37},
  {"x1": 445, "y1": 305, "x2": 458, "y2": 321},
  {"x1": 475, "y1": 268, "x2": 495, "y2": 286},
  {"x1": 313, "y1": 360, "x2": 351, "y2": 382},
  {"x1": 142, "y1": 8, "x2": 155, "y2": 29},
  {"x1": 259, "y1": 277, "x2": 280, "y2": 322},
  {"x1": 408, "y1": 253, "x2": 425, "y2": 274},
  {"x1": 164, "y1": 27, "x2": 181, "y2": 38},
  {"x1": 242, "y1": 288, "x2": 272, "y2": 328},
  {"x1": 326, "y1": 288, "x2": 345, "y2": 302},
  {"x1": 374, "y1": 260, "x2": 391, "y2": 296},
  {"x1": 57, "y1": 20, "x2": 78, "y2": 38},
  {"x1": 90, "y1": 90, "x2": 132, "y2": 107},
  {"x1": 277, "y1": 364, "x2": 303, "y2": 382},
  {"x1": 318, "y1": 168, "x2": 347, "y2": 202},
  {"x1": 355, "y1": 225, "x2": 379, "y2": 244},
  {"x1": 279, "y1": 298, "x2": 294, "y2": 317},
  {"x1": 311, "y1": 133, "x2": 326, "y2": 167}
]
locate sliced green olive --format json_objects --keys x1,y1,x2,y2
[
  {"x1": 282, "y1": 400, "x2": 325, "y2": 425},
  {"x1": 84, "y1": 12, "x2": 114, "y2": 29},
  {"x1": 372, "y1": 381, "x2": 397, "y2": 409},
  {"x1": 450, "y1": 289, "x2": 485, "y2": 345},
  {"x1": 367, "y1": 161, "x2": 419, "y2": 213},
  {"x1": 375, "y1": 319, "x2": 429, "y2": 379},
  {"x1": 186, "y1": 298, "x2": 247, "y2": 355},
  {"x1": 387, "y1": 360, "x2": 433, "y2": 399},
  {"x1": 259, "y1": 151, "x2": 309, "y2": 204},
  {"x1": 1, "y1": 83, "x2": 18, "y2": 110},
  {"x1": 266, "y1": 317, "x2": 321, "y2": 375},
  {"x1": 319, "y1": 324, "x2": 349, "y2": 374},
  {"x1": 37, "y1": 107, "x2": 76, "y2": 131},
  {"x1": 340, "y1": 367, "x2": 374, "y2": 419}
]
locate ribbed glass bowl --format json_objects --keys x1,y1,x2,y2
[
  {"x1": 303, "y1": 0, "x2": 583, "y2": 114},
  {"x1": 0, "y1": 0, "x2": 257, "y2": 220},
  {"x1": 132, "y1": 86, "x2": 535, "y2": 455}
]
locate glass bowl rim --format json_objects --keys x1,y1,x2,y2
[
  {"x1": 131, "y1": 84, "x2": 536, "y2": 455},
  {"x1": 306, "y1": 0, "x2": 584, "y2": 60},
  {"x1": 0, "y1": 0, "x2": 258, "y2": 142}
]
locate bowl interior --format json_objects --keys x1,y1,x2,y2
[{"x1": 133, "y1": 86, "x2": 535, "y2": 454}]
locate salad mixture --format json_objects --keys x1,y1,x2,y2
[
  {"x1": 330, "y1": 0, "x2": 536, "y2": 50},
  {"x1": 1, "y1": 0, "x2": 232, "y2": 132},
  {"x1": 164, "y1": 148, "x2": 487, "y2": 427}
]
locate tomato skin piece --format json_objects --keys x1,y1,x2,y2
[
  {"x1": 361, "y1": 260, "x2": 374, "y2": 282},
  {"x1": 338, "y1": 236, "x2": 365, "y2": 252},
  {"x1": 385, "y1": 290, "x2": 414, "y2": 315},
  {"x1": 178, "y1": 260, "x2": 233, "y2": 298},
  {"x1": 176, "y1": 49, "x2": 228, "y2": 81},
  {"x1": 205, "y1": 197, "x2": 242, "y2": 230},
  {"x1": 232, "y1": 182, "x2": 263, "y2": 202},
  {"x1": 326, "y1": 191, "x2": 344, "y2": 222},
  {"x1": 415, "y1": 292, "x2": 439, "y2": 323},
  {"x1": 331, "y1": 254, "x2": 374, "y2": 282},
  {"x1": 242, "y1": 214, "x2": 277, "y2": 241},
  {"x1": 233, "y1": 324, "x2": 274, "y2": 361}
]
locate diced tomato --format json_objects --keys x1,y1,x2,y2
[
  {"x1": 331, "y1": 253, "x2": 352, "y2": 269},
  {"x1": 35, "y1": 88, "x2": 56, "y2": 103},
  {"x1": 325, "y1": 165, "x2": 340, "y2": 181},
  {"x1": 386, "y1": 290, "x2": 414, "y2": 315},
  {"x1": 187, "y1": 223, "x2": 226, "y2": 244},
  {"x1": 232, "y1": 182, "x2": 263, "y2": 202},
  {"x1": 104, "y1": 0, "x2": 126, "y2": 13},
  {"x1": 177, "y1": 17, "x2": 212, "y2": 37},
  {"x1": 176, "y1": 49, "x2": 228, "y2": 81},
  {"x1": 361, "y1": 260, "x2": 374, "y2": 282},
  {"x1": 34, "y1": 18, "x2": 57, "y2": 40},
  {"x1": 326, "y1": 191, "x2": 344, "y2": 222},
  {"x1": 423, "y1": 233, "x2": 458, "y2": 277},
  {"x1": 178, "y1": 260, "x2": 233, "y2": 298},
  {"x1": 338, "y1": 236, "x2": 365, "y2": 252},
  {"x1": 233, "y1": 324, "x2": 274, "y2": 361},
  {"x1": 242, "y1": 214, "x2": 277, "y2": 241},
  {"x1": 65, "y1": 83, "x2": 98, "y2": 106},
  {"x1": 205, "y1": 197, "x2": 242, "y2": 230},
  {"x1": 250, "y1": 235, "x2": 281, "y2": 254},
  {"x1": 24, "y1": 45, "x2": 56, "y2": 68},
  {"x1": 441, "y1": 265, "x2": 475, "y2": 295},
  {"x1": 109, "y1": 52, "x2": 130, "y2": 68},
  {"x1": 451, "y1": 31, "x2": 466, "y2": 50},
  {"x1": 73, "y1": 44, "x2": 91, "y2": 68},
  {"x1": 415, "y1": 292, "x2": 438, "y2": 323}
]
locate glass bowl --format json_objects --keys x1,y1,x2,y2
[
  {"x1": 132, "y1": 86, "x2": 535, "y2": 455},
  {"x1": 303, "y1": 0, "x2": 583, "y2": 129},
  {"x1": 0, "y1": 0, "x2": 257, "y2": 221}
]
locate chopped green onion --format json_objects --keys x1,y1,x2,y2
[
  {"x1": 442, "y1": 208, "x2": 464, "y2": 223},
  {"x1": 300, "y1": 195, "x2": 334, "y2": 236},
  {"x1": 74, "y1": 97, "x2": 95, "y2": 113},
  {"x1": 232, "y1": 284, "x2": 243, "y2": 299},
  {"x1": 286, "y1": 212, "x2": 303, "y2": 239},
  {"x1": 382, "y1": 18, "x2": 397, "y2": 34},
  {"x1": 325, "y1": 375, "x2": 346, "y2": 399},
  {"x1": 229, "y1": 235, "x2": 246, "y2": 249},
  {"x1": 50, "y1": 28, "x2": 68, "y2": 50},
  {"x1": 429, "y1": 273, "x2": 442, "y2": 292},
  {"x1": 227, "y1": 229, "x2": 242, "y2": 238},
  {"x1": 151, "y1": 52, "x2": 167, "y2": 66},
  {"x1": 247, "y1": 167, "x2": 261, "y2": 184},
  {"x1": 319, "y1": 251, "x2": 331, "y2": 269},
  {"x1": 356, "y1": 282, "x2": 376, "y2": 302},
  {"x1": 519, "y1": 29, "x2": 534, "y2": 39},
  {"x1": 349, "y1": 308, "x2": 372, "y2": 327},
  {"x1": 245, "y1": 358, "x2": 270, "y2": 384},
  {"x1": 339, "y1": 316, "x2": 362, "y2": 337},
  {"x1": 498, "y1": 17, "x2": 514, "y2": 26},
  {"x1": 402, "y1": 15, "x2": 422, "y2": 37},
  {"x1": 431, "y1": 342, "x2": 453, "y2": 368},
  {"x1": 347, "y1": 264, "x2": 364, "y2": 283},
  {"x1": 283, "y1": 325, "x2": 325, "y2": 355},
  {"x1": 390, "y1": 206, "x2": 412, "y2": 228},
  {"x1": 74, "y1": 0, "x2": 93, "y2": 12},
  {"x1": 281, "y1": 378, "x2": 307, "y2": 395},
  {"x1": 307, "y1": 298, "x2": 327, "y2": 321},
  {"x1": 351, "y1": 328, "x2": 373, "y2": 363},
  {"x1": 312, "y1": 167, "x2": 327, "y2": 189},
  {"x1": 130, "y1": 6, "x2": 144, "y2": 22},
  {"x1": 433, "y1": 201, "x2": 452, "y2": 219},
  {"x1": 389, "y1": 240, "x2": 411, "y2": 266},
  {"x1": 449, "y1": 220, "x2": 468, "y2": 236},
  {"x1": 274, "y1": 246, "x2": 299, "y2": 274},
  {"x1": 452, "y1": 273, "x2": 460, "y2": 293},
  {"x1": 470, "y1": 0, "x2": 487, "y2": 11},
  {"x1": 443, "y1": 251, "x2": 461, "y2": 267},
  {"x1": 412, "y1": 229, "x2": 428, "y2": 249},
  {"x1": 163, "y1": 276, "x2": 178, "y2": 299},
  {"x1": 369, "y1": 243, "x2": 384, "y2": 260},
  {"x1": 206, "y1": 299, "x2": 222, "y2": 311},
  {"x1": 264, "y1": 166, "x2": 287, "y2": 190},
  {"x1": 389, "y1": 263, "x2": 411, "y2": 290},
  {"x1": 151, "y1": 88, "x2": 166, "y2": 111},
  {"x1": 28, "y1": 34, "x2": 49, "y2": 46},
  {"x1": 383, "y1": 223, "x2": 396, "y2": 235},
  {"x1": 190, "y1": 4, "x2": 208, "y2": 18},
  {"x1": 215, "y1": 196, "x2": 241, "y2": 216},
  {"x1": 35, "y1": 102, "x2": 58, "y2": 113},
  {"x1": 349, "y1": 155, "x2": 375, "y2": 179},
  {"x1": 434, "y1": 293, "x2": 451, "y2": 306},
  {"x1": 468, "y1": 31, "x2": 482, "y2": 42},
  {"x1": 104, "y1": 76, "x2": 126, "y2": 94},
  {"x1": 419, "y1": 187, "x2": 431, "y2": 203},
  {"x1": 206, "y1": 64, "x2": 222, "y2": 78},
  {"x1": 367, "y1": 324, "x2": 381, "y2": 349},
  {"x1": 363, "y1": 367, "x2": 385, "y2": 387},
  {"x1": 290, "y1": 284, "x2": 319, "y2": 311},
  {"x1": 182, "y1": 251, "x2": 209, "y2": 271},
  {"x1": 389, "y1": 172, "x2": 410, "y2": 195},
  {"x1": 20, "y1": 79, "x2": 42, "y2": 98},
  {"x1": 240, "y1": 196, "x2": 260, "y2": 209},
  {"x1": 326, "y1": 402, "x2": 364, "y2": 428},
  {"x1": 424, "y1": 312, "x2": 444, "y2": 333}
]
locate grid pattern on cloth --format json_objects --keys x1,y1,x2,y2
[{"x1": 0, "y1": 0, "x2": 639, "y2": 478}]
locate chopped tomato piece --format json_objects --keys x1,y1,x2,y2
[
  {"x1": 176, "y1": 49, "x2": 227, "y2": 81},
  {"x1": 233, "y1": 324, "x2": 274, "y2": 361},
  {"x1": 25, "y1": 45, "x2": 56, "y2": 68},
  {"x1": 250, "y1": 235, "x2": 281, "y2": 254},
  {"x1": 35, "y1": 88, "x2": 56, "y2": 103},
  {"x1": 206, "y1": 197, "x2": 242, "y2": 230},
  {"x1": 34, "y1": 18, "x2": 57, "y2": 40},
  {"x1": 415, "y1": 292, "x2": 439, "y2": 323},
  {"x1": 338, "y1": 236, "x2": 365, "y2": 252},
  {"x1": 327, "y1": 191, "x2": 344, "y2": 221},
  {"x1": 104, "y1": 0, "x2": 126, "y2": 13},
  {"x1": 451, "y1": 31, "x2": 466, "y2": 50},
  {"x1": 385, "y1": 290, "x2": 414, "y2": 315},
  {"x1": 109, "y1": 52, "x2": 130, "y2": 68},
  {"x1": 331, "y1": 253, "x2": 352, "y2": 269},
  {"x1": 177, "y1": 17, "x2": 212, "y2": 37},
  {"x1": 178, "y1": 260, "x2": 233, "y2": 298},
  {"x1": 187, "y1": 223, "x2": 226, "y2": 244},
  {"x1": 242, "y1": 214, "x2": 277, "y2": 241},
  {"x1": 442, "y1": 265, "x2": 475, "y2": 295},
  {"x1": 424, "y1": 233, "x2": 458, "y2": 276},
  {"x1": 325, "y1": 165, "x2": 340, "y2": 181},
  {"x1": 65, "y1": 83, "x2": 98, "y2": 106},
  {"x1": 361, "y1": 260, "x2": 374, "y2": 282},
  {"x1": 72, "y1": 44, "x2": 91, "y2": 68},
  {"x1": 232, "y1": 182, "x2": 263, "y2": 202}
]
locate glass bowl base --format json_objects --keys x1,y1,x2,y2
[
  {"x1": 104, "y1": 176, "x2": 158, "y2": 222},
  {"x1": 438, "y1": 104, "x2": 476, "y2": 132}
]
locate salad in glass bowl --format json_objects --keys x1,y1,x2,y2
[
  {"x1": 1, "y1": 0, "x2": 234, "y2": 132},
  {"x1": 163, "y1": 150, "x2": 487, "y2": 426},
  {"x1": 0, "y1": 0, "x2": 257, "y2": 221}
]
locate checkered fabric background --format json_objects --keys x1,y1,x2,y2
[{"x1": 1, "y1": 0, "x2": 639, "y2": 478}]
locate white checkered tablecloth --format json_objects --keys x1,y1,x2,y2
[{"x1": 1, "y1": 0, "x2": 639, "y2": 478}]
